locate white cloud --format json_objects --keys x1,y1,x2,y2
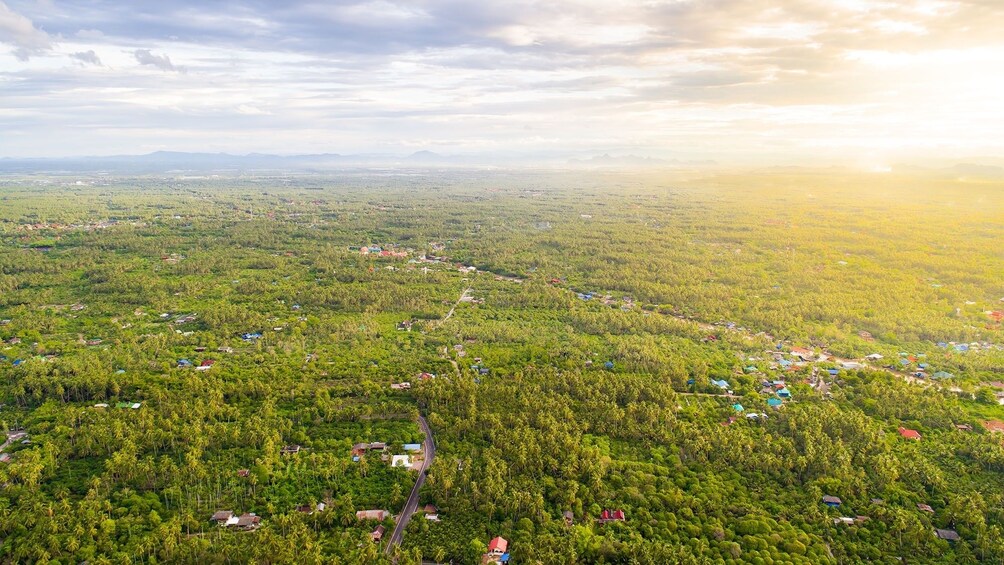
[
  {"x1": 0, "y1": 0, "x2": 52, "y2": 59},
  {"x1": 133, "y1": 48, "x2": 181, "y2": 72},
  {"x1": 0, "y1": 0, "x2": 1002, "y2": 164}
]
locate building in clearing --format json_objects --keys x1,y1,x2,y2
[{"x1": 356, "y1": 509, "x2": 390, "y2": 521}]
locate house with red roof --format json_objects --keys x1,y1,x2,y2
[
  {"x1": 482, "y1": 536, "x2": 510, "y2": 564},
  {"x1": 488, "y1": 536, "x2": 508, "y2": 554},
  {"x1": 898, "y1": 427, "x2": 921, "y2": 440},
  {"x1": 598, "y1": 509, "x2": 626, "y2": 523}
]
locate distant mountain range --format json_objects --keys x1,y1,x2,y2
[
  {"x1": 566, "y1": 154, "x2": 719, "y2": 168},
  {"x1": 0, "y1": 150, "x2": 476, "y2": 174},
  {"x1": 2, "y1": 151, "x2": 1003, "y2": 177}
]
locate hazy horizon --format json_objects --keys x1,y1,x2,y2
[{"x1": 3, "y1": 1, "x2": 1004, "y2": 167}]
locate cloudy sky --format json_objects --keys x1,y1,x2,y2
[{"x1": 2, "y1": 0, "x2": 1003, "y2": 164}]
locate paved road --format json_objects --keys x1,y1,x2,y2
[
  {"x1": 438, "y1": 287, "x2": 470, "y2": 326},
  {"x1": 384, "y1": 414, "x2": 436, "y2": 553}
]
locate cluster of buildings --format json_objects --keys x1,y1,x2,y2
[{"x1": 822, "y1": 496, "x2": 960, "y2": 542}]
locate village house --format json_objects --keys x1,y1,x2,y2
[
  {"x1": 563, "y1": 510, "x2": 574, "y2": 526},
  {"x1": 834, "y1": 517, "x2": 855, "y2": 525},
  {"x1": 196, "y1": 359, "x2": 215, "y2": 371},
  {"x1": 917, "y1": 503, "x2": 935, "y2": 513},
  {"x1": 235, "y1": 514, "x2": 261, "y2": 531},
  {"x1": 371, "y1": 524, "x2": 386, "y2": 542},
  {"x1": 210, "y1": 510, "x2": 235, "y2": 525},
  {"x1": 790, "y1": 347, "x2": 813, "y2": 361},
  {"x1": 280, "y1": 445, "x2": 302, "y2": 455},
  {"x1": 822, "y1": 495, "x2": 842, "y2": 507},
  {"x1": 935, "y1": 528, "x2": 960, "y2": 541},
  {"x1": 597, "y1": 509, "x2": 626, "y2": 523},
  {"x1": 355, "y1": 509, "x2": 390, "y2": 521},
  {"x1": 711, "y1": 379, "x2": 730, "y2": 390},
  {"x1": 482, "y1": 536, "x2": 510, "y2": 564},
  {"x1": 390, "y1": 382, "x2": 411, "y2": 390},
  {"x1": 898, "y1": 427, "x2": 922, "y2": 440}
]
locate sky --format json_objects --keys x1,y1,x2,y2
[{"x1": 1, "y1": 0, "x2": 1004, "y2": 165}]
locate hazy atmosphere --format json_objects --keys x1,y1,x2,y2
[{"x1": 3, "y1": 0, "x2": 1004, "y2": 165}]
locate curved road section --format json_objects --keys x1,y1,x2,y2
[{"x1": 385, "y1": 414, "x2": 435, "y2": 553}]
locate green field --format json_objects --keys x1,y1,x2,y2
[{"x1": 1, "y1": 170, "x2": 1002, "y2": 564}]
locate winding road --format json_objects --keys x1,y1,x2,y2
[{"x1": 384, "y1": 414, "x2": 436, "y2": 554}]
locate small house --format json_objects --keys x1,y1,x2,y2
[
  {"x1": 281, "y1": 445, "x2": 302, "y2": 455},
  {"x1": 954, "y1": 424, "x2": 973, "y2": 431},
  {"x1": 822, "y1": 495, "x2": 842, "y2": 507},
  {"x1": 767, "y1": 398, "x2": 783, "y2": 408},
  {"x1": 210, "y1": 510, "x2": 234, "y2": 524},
  {"x1": 403, "y1": 443, "x2": 422, "y2": 452},
  {"x1": 237, "y1": 469, "x2": 250, "y2": 477},
  {"x1": 598, "y1": 509, "x2": 626, "y2": 523},
  {"x1": 711, "y1": 379, "x2": 730, "y2": 390},
  {"x1": 356, "y1": 509, "x2": 390, "y2": 521},
  {"x1": 935, "y1": 528, "x2": 960, "y2": 541},
  {"x1": 776, "y1": 388, "x2": 791, "y2": 398},
  {"x1": 563, "y1": 510, "x2": 574, "y2": 526},
  {"x1": 488, "y1": 537, "x2": 508, "y2": 555},
  {"x1": 917, "y1": 503, "x2": 934, "y2": 513},
  {"x1": 834, "y1": 517, "x2": 855, "y2": 525},
  {"x1": 732, "y1": 403, "x2": 744, "y2": 412},
  {"x1": 898, "y1": 427, "x2": 921, "y2": 440},
  {"x1": 235, "y1": 513, "x2": 260, "y2": 530},
  {"x1": 371, "y1": 524, "x2": 385, "y2": 542},
  {"x1": 790, "y1": 347, "x2": 813, "y2": 360}
]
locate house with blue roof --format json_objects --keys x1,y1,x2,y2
[
  {"x1": 732, "y1": 403, "x2": 744, "y2": 412},
  {"x1": 768, "y1": 398, "x2": 783, "y2": 408},
  {"x1": 711, "y1": 379, "x2": 730, "y2": 390},
  {"x1": 777, "y1": 388, "x2": 791, "y2": 398}
]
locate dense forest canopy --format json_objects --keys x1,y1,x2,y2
[{"x1": 0, "y1": 170, "x2": 1002, "y2": 564}]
